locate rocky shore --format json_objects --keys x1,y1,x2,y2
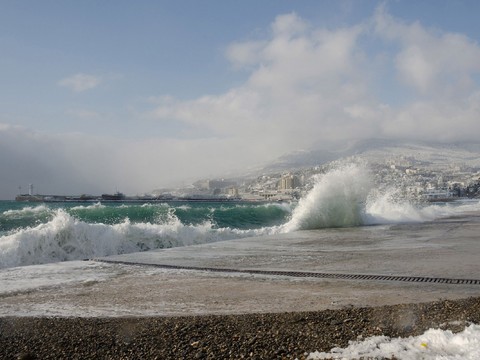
[{"x1": 2, "y1": 296, "x2": 480, "y2": 360}]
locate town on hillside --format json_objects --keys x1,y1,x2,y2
[{"x1": 16, "y1": 155, "x2": 480, "y2": 203}]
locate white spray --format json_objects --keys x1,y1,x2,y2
[
  {"x1": 281, "y1": 162, "x2": 480, "y2": 232},
  {"x1": 281, "y1": 163, "x2": 373, "y2": 232}
]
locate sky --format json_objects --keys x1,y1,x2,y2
[{"x1": 1, "y1": 0, "x2": 480, "y2": 199}]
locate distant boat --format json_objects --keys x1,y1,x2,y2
[
  {"x1": 15, "y1": 194, "x2": 45, "y2": 202},
  {"x1": 101, "y1": 192, "x2": 125, "y2": 201}
]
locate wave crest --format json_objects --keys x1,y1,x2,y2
[
  {"x1": 2, "y1": 163, "x2": 480, "y2": 269},
  {"x1": 0, "y1": 208, "x2": 272, "y2": 269},
  {"x1": 281, "y1": 164, "x2": 372, "y2": 231}
]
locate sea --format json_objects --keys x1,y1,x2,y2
[
  {"x1": 2, "y1": 164, "x2": 480, "y2": 270},
  {"x1": 2, "y1": 163, "x2": 480, "y2": 358}
]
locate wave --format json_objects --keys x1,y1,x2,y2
[
  {"x1": 2, "y1": 204, "x2": 51, "y2": 217},
  {"x1": 0, "y1": 208, "x2": 278, "y2": 269},
  {"x1": 0, "y1": 204, "x2": 54, "y2": 233},
  {"x1": 281, "y1": 164, "x2": 372, "y2": 232},
  {"x1": 2, "y1": 163, "x2": 480, "y2": 269},
  {"x1": 0, "y1": 202, "x2": 290, "y2": 269},
  {"x1": 281, "y1": 163, "x2": 480, "y2": 232},
  {"x1": 69, "y1": 202, "x2": 106, "y2": 210}
]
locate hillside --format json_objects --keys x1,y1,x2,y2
[{"x1": 262, "y1": 139, "x2": 480, "y2": 173}]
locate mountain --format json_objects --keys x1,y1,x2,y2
[{"x1": 261, "y1": 139, "x2": 480, "y2": 173}]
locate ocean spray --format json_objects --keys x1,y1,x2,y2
[
  {"x1": 281, "y1": 163, "x2": 373, "y2": 232},
  {"x1": 2, "y1": 163, "x2": 480, "y2": 269}
]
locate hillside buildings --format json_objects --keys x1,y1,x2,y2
[{"x1": 189, "y1": 155, "x2": 480, "y2": 202}]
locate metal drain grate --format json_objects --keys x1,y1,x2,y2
[{"x1": 95, "y1": 259, "x2": 480, "y2": 285}]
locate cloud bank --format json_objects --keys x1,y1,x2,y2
[
  {"x1": 2, "y1": 6, "x2": 480, "y2": 198},
  {"x1": 153, "y1": 6, "x2": 480, "y2": 147}
]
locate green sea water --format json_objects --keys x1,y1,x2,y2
[
  {"x1": 0, "y1": 200, "x2": 291, "y2": 234},
  {"x1": 2, "y1": 164, "x2": 479, "y2": 269},
  {"x1": 0, "y1": 200, "x2": 293, "y2": 268}
]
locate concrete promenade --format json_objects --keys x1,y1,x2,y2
[{"x1": 1, "y1": 214, "x2": 480, "y2": 317}]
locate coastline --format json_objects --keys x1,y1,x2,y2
[
  {"x1": 2, "y1": 296, "x2": 480, "y2": 359},
  {"x1": 2, "y1": 205, "x2": 480, "y2": 358}
]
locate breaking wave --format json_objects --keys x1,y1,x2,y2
[
  {"x1": 282, "y1": 163, "x2": 480, "y2": 232},
  {"x1": 0, "y1": 203, "x2": 286, "y2": 269},
  {"x1": 281, "y1": 164, "x2": 372, "y2": 231},
  {"x1": 1, "y1": 163, "x2": 480, "y2": 268}
]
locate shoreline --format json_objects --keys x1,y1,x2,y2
[{"x1": 2, "y1": 296, "x2": 480, "y2": 359}]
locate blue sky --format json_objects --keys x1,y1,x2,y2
[{"x1": 1, "y1": 0, "x2": 480, "y2": 198}]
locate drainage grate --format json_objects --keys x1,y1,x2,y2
[{"x1": 95, "y1": 259, "x2": 480, "y2": 285}]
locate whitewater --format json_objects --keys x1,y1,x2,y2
[{"x1": 1, "y1": 163, "x2": 480, "y2": 269}]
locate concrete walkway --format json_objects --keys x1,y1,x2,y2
[{"x1": 1, "y1": 215, "x2": 480, "y2": 317}]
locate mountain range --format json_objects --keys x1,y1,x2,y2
[{"x1": 261, "y1": 139, "x2": 480, "y2": 173}]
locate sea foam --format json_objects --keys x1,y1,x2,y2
[
  {"x1": 0, "y1": 207, "x2": 272, "y2": 269},
  {"x1": 281, "y1": 163, "x2": 480, "y2": 232},
  {"x1": 281, "y1": 163, "x2": 372, "y2": 232},
  {"x1": 2, "y1": 163, "x2": 479, "y2": 269}
]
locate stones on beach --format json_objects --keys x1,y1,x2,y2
[{"x1": 1, "y1": 297, "x2": 480, "y2": 359}]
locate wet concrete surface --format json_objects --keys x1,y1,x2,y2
[
  {"x1": 1, "y1": 215, "x2": 480, "y2": 317},
  {"x1": 101, "y1": 215, "x2": 480, "y2": 279}
]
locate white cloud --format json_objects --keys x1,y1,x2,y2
[
  {"x1": 226, "y1": 40, "x2": 266, "y2": 69},
  {"x1": 151, "y1": 12, "x2": 373, "y2": 162},
  {"x1": 373, "y1": 5, "x2": 480, "y2": 97},
  {"x1": 271, "y1": 12, "x2": 308, "y2": 37},
  {"x1": 382, "y1": 91, "x2": 480, "y2": 141},
  {"x1": 58, "y1": 73, "x2": 101, "y2": 92},
  {"x1": 151, "y1": 6, "x2": 480, "y2": 157}
]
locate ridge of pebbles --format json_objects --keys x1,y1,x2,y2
[{"x1": 2, "y1": 296, "x2": 480, "y2": 360}]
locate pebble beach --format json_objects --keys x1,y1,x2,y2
[{"x1": 2, "y1": 296, "x2": 480, "y2": 360}]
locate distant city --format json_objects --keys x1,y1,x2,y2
[
  {"x1": 152, "y1": 141, "x2": 480, "y2": 203},
  {"x1": 16, "y1": 140, "x2": 480, "y2": 203},
  {"x1": 17, "y1": 158, "x2": 480, "y2": 204},
  {"x1": 176, "y1": 158, "x2": 480, "y2": 203}
]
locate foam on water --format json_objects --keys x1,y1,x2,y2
[
  {"x1": 70, "y1": 202, "x2": 106, "y2": 210},
  {"x1": 2, "y1": 163, "x2": 480, "y2": 269},
  {"x1": 0, "y1": 261, "x2": 116, "y2": 295},
  {"x1": 0, "y1": 208, "x2": 273, "y2": 269},
  {"x1": 2, "y1": 204, "x2": 51, "y2": 217},
  {"x1": 281, "y1": 164, "x2": 372, "y2": 232},
  {"x1": 308, "y1": 324, "x2": 480, "y2": 360},
  {"x1": 282, "y1": 163, "x2": 480, "y2": 232}
]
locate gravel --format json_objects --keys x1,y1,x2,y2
[{"x1": 2, "y1": 296, "x2": 480, "y2": 359}]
